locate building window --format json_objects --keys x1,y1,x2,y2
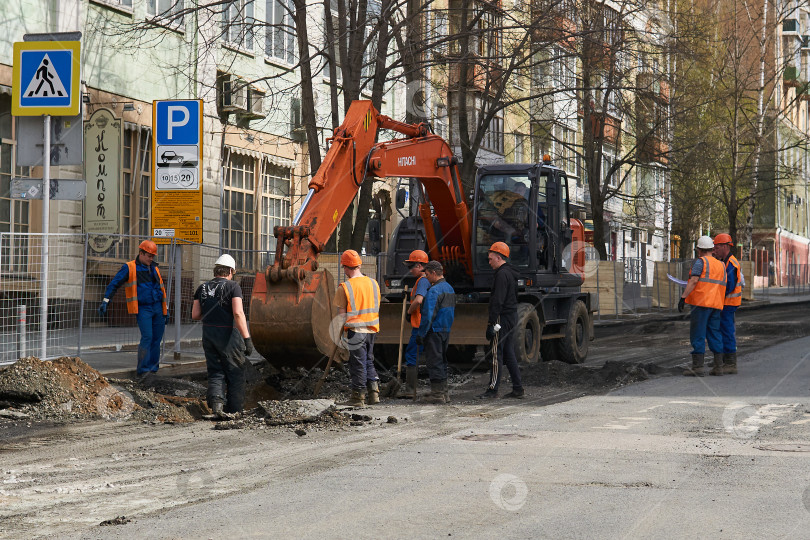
[
  {"x1": 514, "y1": 133, "x2": 525, "y2": 163},
  {"x1": 481, "y1": 114, "x2": 504, "y2": 153},
  {"x1": 266, "y1": 0, "x2": 296, "y2": 64},
  {"x1": 223, "y1": 154, "x2": 256, "y2": 268},
  {"x1": 147, "y1": 0, "x2": 184, "y2": 22},
  {"x1": 558, "y1": 126, "x2": 576, "y2": 176},
  {"x1": 224, "y1": 152, "x2": 294, "y2": 269},
  {"x1": 223, "y1": 0, "x2": 255, "y2": 51},
  {"x1": 260, "y1": 164, "x2": 291, "y2": 266},
  {"x1": 0, "y1": 94, "x2": 31, "y2": 273}
]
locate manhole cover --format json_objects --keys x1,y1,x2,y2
[
  {"x1": 755, "y1": 443, "x2": 810, "y2": 453},
  {"x1": 458, "y1": 433, "x2": 532, "y2": 442}
]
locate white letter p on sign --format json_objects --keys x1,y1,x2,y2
[{"x1": 167, "y1": 106, "x2": 190, "y2": 139}]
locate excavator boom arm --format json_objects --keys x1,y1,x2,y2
[{"x1": 274, "y1": 100, "x2": 471, "y2": 275}]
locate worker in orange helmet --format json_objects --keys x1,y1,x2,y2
[
  {"x1": 98, "y1": 240, "x2": 168, "y2": 379},
  {"x1": 713, "y1": 233, "x2": 743, "y2": 374},
  {"x1": 479, "y1": 242, "x2": 524, "y2": 399},
  {"x1": 399, "y1": 249, "x2": 431, "y2": 399},
  {"x1": 334, "y1": 249, "x2": 381, "y2": 407}
]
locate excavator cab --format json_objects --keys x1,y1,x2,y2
[{"x1": 472, "y1": 163, "x2": 581, "y2": 290}]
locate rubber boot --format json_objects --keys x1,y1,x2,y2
[
  {"x1": 723, "y1": 352, "x2": 738, "y2": 374},
  {"x1": 366, "y1": 380, "x2": 380, "y2": 405},
  {"x1": 211, "y1": 401, "x2": 224, "y2": 417},
  {"x1": 397, "y1": 366, "x2": 418, "y2": 399},
  {"x1": 422, "y1": 381, "x2": 447, "y2": 404},
  {"x1": 710, "y1": 353, "x2": 724, "y2": 376},
  {"x1": 340, "y1": 390, "x2": 366, "y2": 407},
  {"x1": 683, "y1": 353, "x2": 705, "y2": 377}
]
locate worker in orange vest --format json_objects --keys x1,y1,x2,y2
[
  {"x1": 678, "y1": 235, "x2": 727, "y2": 376},
  {"x1": 713, "y1": 233, "x2": 743, "y2": 374},
  {"x1": 399, "y1": 249, "x2": 430, "y2": 399},
  {"x1": 334, "y1": 249, "x2": 381, "y2": 407},
  {"x1": 98, "y1": 240, "x2": 167, "y2": 378}
]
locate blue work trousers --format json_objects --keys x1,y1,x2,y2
[
  {"x1": 136, "y1": 302, "x2": 165, "y2": 375},
  {"x1": 404, "y1": 328, "x2": 424, "y2": 367},
  {"x1": 720, "y1": 306, "x2": 738, "y2": 354},
  {"x1": 689, "y1": 306, "x2": 722, "y2": 355},
  {"x1": 347, "y1": 331, "x2": 379, "y2": 391}
]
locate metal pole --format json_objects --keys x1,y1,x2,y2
[
  {"x1": 174, "y1": 243, "x2": 182, "y2": 360},
  {"x1": 17, "y1": 305, "x2": 26, "y2": 359},
  {"x1": 77, "y1": 234, "x2": 89, "y2": 357},
  {"x1": 40, "y1": 115, "x2": 50, "y2": 360}
]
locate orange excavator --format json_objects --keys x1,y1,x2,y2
[{"x1": 250, "y1": 100, "x2": 595, "y2": 367}]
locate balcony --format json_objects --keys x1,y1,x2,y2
[
  {"x1": 449, "y1": 60, "x2": 504, "y2": 96},
  {"x1": 589, "y1": 111, "x2": 621, "y2": 146},
  {"x1": 637, "y1": 72, "x2": 669, "y2": 104},
  {"x1": 638, "y1": 135, "x2": 669, "y2": 165},
  {"x1": 784, "y1": 65, "x2": 802, "y2": 87},
  {"x1": 531, "y1": 15, "x2": 577, "y2": 50}
]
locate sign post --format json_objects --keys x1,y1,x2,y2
[
  {"x1": 12, "y1": 33, "x2": 81, "y2": 360},
  {"x1": 151, "y1": 99, "x2": 204, "y2": 243}
]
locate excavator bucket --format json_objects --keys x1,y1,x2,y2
[{"x1": 249, "y1": 268, "x2": 340, "y2": 369}]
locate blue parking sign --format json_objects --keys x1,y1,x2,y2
[{"x1": 155, "y1": 100, "x2": 201, "y2": 145}]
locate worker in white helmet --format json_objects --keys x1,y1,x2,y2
[
  {"x1": 678, "y1": 236, "x2": 727, "y2": 377},
  {"x1": 192, "y1": 254, "x2": 254, "y2": 417}
]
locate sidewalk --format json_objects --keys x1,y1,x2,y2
[{"x1": 594, "y1": 286, "x2": 810, "y2": 328}]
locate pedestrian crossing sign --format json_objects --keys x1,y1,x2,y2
[{"x1": 12, "y1": 41, "x2": 81, "y2": 116}]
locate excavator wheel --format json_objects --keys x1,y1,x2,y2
[
  {"x1": 514, "y1": 303, "x2": 541, "y2": 363},
  {"x1": 558, "y1": 300, "x2": 590, "y2": 364}
]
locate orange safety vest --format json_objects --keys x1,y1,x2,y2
[
  {"x1": 724, "y1": 255, "x2": 743, "y2": 307},
  {"x1": 124, "y1": 261, "x2": 168, "y2": 315},
  {"x1": 340, "y1": 275, "x2": 380, "y2": 332},
  {"x1": 410, "y1": 275, "x2": 426, "y2": 329},
  {"x1": 685, "y1": 256, "x2": 726, "y2": 310}
]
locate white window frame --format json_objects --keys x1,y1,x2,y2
[
  {"x1": 266, "y1": 0, "x2": 296, "y2": 64},
  {"x1": 223, "y1": 0, "x2": 255, "y2": 52}
]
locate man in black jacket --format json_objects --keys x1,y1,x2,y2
[{"x1": 479, "y1": 242, "x2": 525, "y2": 399}]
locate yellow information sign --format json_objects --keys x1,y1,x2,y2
[{"x1": 150, "y1": 100, "x2": 204, "y2": 244}]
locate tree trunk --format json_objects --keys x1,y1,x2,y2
[
  {"x1": 742, "y1": 0, "x2": 768, "y2": 261},
  {"x1": 293, "y1": 0, "x2": 321, "y2": 174}
]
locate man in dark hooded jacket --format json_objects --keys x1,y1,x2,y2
[{"x1": 479, "y1": 242, "x2": 525, "y2": 399}]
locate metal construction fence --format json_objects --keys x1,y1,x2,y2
[{"x1": 0, "y1": 232, "x2": 380, "y2": 365}]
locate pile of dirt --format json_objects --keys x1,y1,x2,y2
[
  {"x1": 267, "y1": 365, "x2": 352, "y2": 401},
  {"x1": 521, "y1": 360, "x2": 662, "y2": 389},
  {"x1": 0, "y1": 357, "x2": 205, "y2": 424},
  {"x1": 210, "y1": 399, "x2": 396, "y2": 433}
]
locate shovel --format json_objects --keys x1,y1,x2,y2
[
  {"x1": 313, "y1": 331, "x2": 343, "y2": 398},
  {"x1": 382, "y1": 285, "x2": 408, "y2": 398}
]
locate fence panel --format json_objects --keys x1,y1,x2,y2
[{"x1": 0, "y1": 233, "x2": 88, "y2": 363}]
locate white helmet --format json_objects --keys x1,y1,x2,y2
[
  {"x1": 215, "y1": 254, "x2": 236, "y2": 270},
  {"x1": 696, "y1": 236, "x2": 714, "y2": 250}
]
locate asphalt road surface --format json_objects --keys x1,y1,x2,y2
[{"x1": 1, "y1": 302, "x2": 809, "y2": 539}]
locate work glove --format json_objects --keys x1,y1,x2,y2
[
  {"x1": 98, "y1": 299, "x2": 109, "y2": 317},
  {"x1": 415, "y1": 335, "x2": 424, "y2": 346},
  {"x1": 486, "y1": 324, "x2": 496, "y2": 342},
  {"x1": 244, "y1": 337, "x2": 254, "y2": 357},
  {"x1": 678, "y1": 298, "x2": 685, "y2": 313}
]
